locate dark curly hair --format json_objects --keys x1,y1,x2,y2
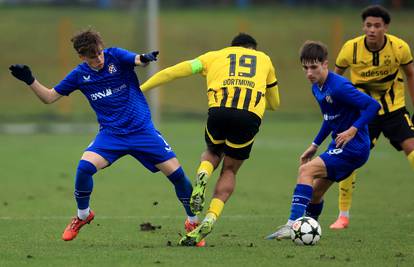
[
  {"x1": 361, "y1": 5, "x2": 391, "y2": 24},
  {"x1": 231, "y1": 33, "x2": 257, "y2": 49}
]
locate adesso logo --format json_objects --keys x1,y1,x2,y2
[{"x1": 90, "y1": 89, "x2": 112, "y2": 101}]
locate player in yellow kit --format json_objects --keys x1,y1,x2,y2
[
  {"x1": 140, "y1": 33, "x2": 280, "y2": 245},
  {"x1": 331, "y1": 5, "x2": 414, "y2": 229}
]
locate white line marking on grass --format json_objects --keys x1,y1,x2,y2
[
  {"x1": 0, "y1": 215, "x2": 281, "y2": 220},
  {"x1": 1, "y1": 213, "x2": 412, "y2": 221}
]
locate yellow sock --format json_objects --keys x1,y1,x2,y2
[
  {"x1": 205, "y1": 198, "x2": 224, "y2": 221},
  {"x1": 338, "y1": 171, "x2": 356, "y2": 213},
  {"x1": 197, "y1": 160, "x2": 214, "y2": 177},
  {"x1": 408, "y1": 151, "x2": 414, "y2": 169}
]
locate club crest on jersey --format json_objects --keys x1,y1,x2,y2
[
  {"x1": 108, "y1": 63, "x2": 117, "y2": 74},
  {"x1": 325, "y1": 95, "x2": 333, "y2": 104},
  {"x1": 384, "y1": 55, "x2": 391, "y2": 66}
]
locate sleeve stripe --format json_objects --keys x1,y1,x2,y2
[
  {"x1": 401, "y1": 60, "x2": 413, "y2": 66},
  {"x1": 266, "y1": 81, "x2": 278, "y2": 88},
  {"x1": 189, "y1": 58, "x2": 203, "y2": 74},
  {"x1": 335, "y1": 64, "x2": 348, "y2": 69}
]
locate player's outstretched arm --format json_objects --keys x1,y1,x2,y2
[
  {"x1": 140, "y1": 61, "x2": 194, "y2": 92},
  {"x1": 9, "y1": 64, "x2": 62, "y2": 104}
]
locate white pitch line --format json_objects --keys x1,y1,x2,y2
[
  {"x1": 0, "y1": 215, "x2": 279, "y2": 220},
  {"x1": 2, "y1": 213, "x2": 410, "y2": 221}
]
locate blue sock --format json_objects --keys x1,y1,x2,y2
[
  {"x1": 74, "y1": 160, "x2": 97, "y2": 210},
  {"x1": 167, "y1": 167, "x2": 195, "y2": 217},
  {"x1": 289, "y1": 184, "x2": 313, "y2": 221},
  {"x1": 305, "y1": 201, "x2": 324, "y2": 221}
]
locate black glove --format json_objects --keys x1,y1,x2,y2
[
  {"x1": 140, "y1": 51, "x2": 159, "y2": 63},
  {"x1": 412, "y1": 113, "x2": 414, "y2": 124},
  {"x1": 9, "y1": 64, "x2": 35, "y2": 85}
]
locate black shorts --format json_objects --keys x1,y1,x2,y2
[
  {"x1": 205, "y1": 107, "x2": 261, "y2": 160},
  {"x1": 369, "y1": 107, "x2": 414, "y2": 151}
]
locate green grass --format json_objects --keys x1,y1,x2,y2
[
  {"x1": 1, "y1": 120, "x2": 413, "y2": 266},
  {"x1": 1, "y1": 6, "x2": 413, "y2": 121}
]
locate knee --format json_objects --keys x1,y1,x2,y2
[
  {"x1": 298, "y1": 164, "x2": 312, "y2": 178},
  {"x1": 221, "y1": 160, "x2": 241, "y2": 176},
  {"x1": 77, "y1": 160, "x2": 98, "y2": 176},
  {"x1": 297, "y1": 163, "x2": 316, "y2": 184}
]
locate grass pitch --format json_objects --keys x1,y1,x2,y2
[{"x1": 1, "y1": 120, "x2": 413, "y2": 266}]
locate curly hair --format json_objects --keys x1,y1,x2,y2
[{"x1": 361, "y1": 5, "x2": 391, "y2": 24}]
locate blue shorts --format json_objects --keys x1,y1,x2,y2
[
  {"x1": 86, "y1": 127, "x2": 176, "y2": 173},
  {"x1": 319, "y1": 137, "x2": 370, "y2": 182}
]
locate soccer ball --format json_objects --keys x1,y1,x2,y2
[{"x1": 290, "y1": 217, "x2": 322, "y2": 245}]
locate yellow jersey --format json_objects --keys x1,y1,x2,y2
[
  {"x1": 336, "y1": 34, "x2": 413, "y2": 115},
  {"x1": 195, "y1": 46, "x2": 278, "y2": 118}
]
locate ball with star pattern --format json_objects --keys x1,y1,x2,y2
[{"x1": 290, "y1": 217, "x2": 322, "y2": 245}]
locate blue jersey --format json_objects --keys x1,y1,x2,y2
[
  {"x1": 54, "y1": 47, "x2": 152, "y2": 134},
  {"x1": 312, "y1": 72, "x2": 380, "y2": 181},
  {"x1": 312, "y1": 71, "x2": 380, "y2": 147}
]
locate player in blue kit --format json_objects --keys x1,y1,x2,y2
[
  {"x1": 9, "y1": 29, "x2": 202, "y2": 243},
  {"x1": 266, "y1": 41, "x2": 380, "y2": 240}
]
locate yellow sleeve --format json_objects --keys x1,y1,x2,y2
[
  {"x1": 140, "y1": 59, "x2": 203, "y2": 92},
  {"x1": 265, "y1": 62, "x2": 280, "y2": 110},
  {"x1": 335, "y1": 42, "x2": 352, "y2": 69},
  {"x1": 197, "y1": 52, "x2": 216, "y2": 76},
  {"x1": 265, "y1": 85, "x2": 280, "y2": 111},
  {"x1": 399, "y1": 39, "x2": 414, "y2": 65}
]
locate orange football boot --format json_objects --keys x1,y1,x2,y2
[
  {"x1": 184, "y1": 218, "x2": 206, "y2": 247},
  {"x1": 62, "y1": 210, "x2": 95, "y2": 241},
  {"x1": 329, "y1": 215, "x2": 349, "y2": 230}
]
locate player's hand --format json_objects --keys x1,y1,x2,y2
[
  {"x1": 335, "y1": 126, "x2": 358, "y2": 149},
  {"x1": 300, "y1": 144, "x2": 318, "y2": 165},
  {"x1": 9, "y1": 64, "x2": 35, "y2": 85},
  {"x1": 140, "y1": 51, "x2": 159, "y2": 63}
]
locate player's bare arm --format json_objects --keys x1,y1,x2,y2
[
  {"x1": 9, "y1": 64, "x2": 62, "y2": 104},
  {"x1": 334, "y1": 66, "x2": 347, "y2": 75},
  {"x1": 401, "y1": 62, "x2": 414, "y2": 107},
  {"x1": 335, "y1": 126, "x2": 358, "y2": 149}
]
